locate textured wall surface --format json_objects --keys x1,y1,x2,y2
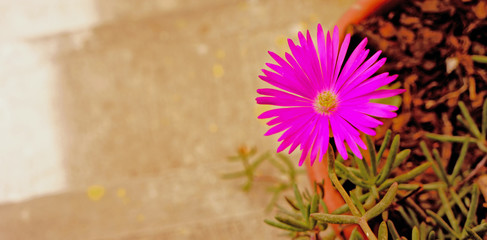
[{"x1": 0, "y1": 0, "x2": 354, "y2": 239}]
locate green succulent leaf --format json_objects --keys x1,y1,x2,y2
[
  {"x1": 387, "y1": 220, "x2": 401, "y2": 240},
  {"x1": 275, "y1": 215, "x2": 310, "y2": 230},
  {"x1": 471, "y1": 54, "x2": 487, "y2": 64},
  {"x1": 378, "y1": 221, "x2": 389, "y2": 240},
  {"x1": 364, "y1": 182, "x2": 398, "y2": 221},
  {"x1": 426, "y1": 210, "x2": 461, "y2": 238},
  {"x1": 377, "y1": 130, "x2": 392, "y2": 161},
  {"x1": 311, "y1": 213, "x2": 360, "y2": 224},
  {"x1": 264, "y1": 219, "x2": 307, "y2": 232},
  {"x1": 458, "y1": 101, "x2": 481, "y2": 138},
  {"x1": 464, "y1": 184, "x2": 480, "y2": 230},
  {"x1": 412, "y1": 226, "x2": 419, "y2": 240},
  {"x1": 376, "y1": 135, "x2": 400, "y2": 185}
]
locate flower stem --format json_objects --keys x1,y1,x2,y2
[
  {"x1": 326, "y1": 145, "x2": 380, "y2": 240},
  {"x1": 358, "y1": 217, "x2": 378, "y2": 240},
  {"x1": 327, "y1": 145, "x2": 361, "y2": 217}
]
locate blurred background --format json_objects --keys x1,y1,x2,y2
[{"x1": 0, "y1": 0, "x2": 354, "y2": 239}]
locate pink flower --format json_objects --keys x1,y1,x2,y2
[{"x1": 256, "y1": 25, "x2": 405, "y2": 166}]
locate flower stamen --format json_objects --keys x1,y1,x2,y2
[{"x1": 314, "y1": 91, "x2": 338, "y2": 114}]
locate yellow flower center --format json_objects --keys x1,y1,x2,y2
[{"x1": 314, "y1": 91, "x2": 338, "y2": 114}]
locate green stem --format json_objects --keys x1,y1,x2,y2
[
  {"x1": 311, "y1": 213, "x2": 359, "y2": 224},
  {"x1": 358, "y1": 217, "x2": 378, "y2": 240},
  {"x1": 425, "y1": 133, "x2": 471, "y2": 143},
  {"x1": 327, "y1": 146, "x2": 361, "y2": 217}
]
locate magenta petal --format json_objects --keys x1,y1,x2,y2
[
  {"x1": 335, "y1": 117, "x2": 363, "y2": 159},
  {"x1": 338, "y1": 51, "x2": 383, "y2": 93},
  {"x1": 277, "y1": 114, "x2": 313, "y2": 155},
  {"x1": 318, "y1": 117, "x2": 330, "y2": 163},
  {"x1": 310, "y1": 119, "x2": 324, "y2": 163},
  {"x1": 352, "y1": 133, "x2": 367, "y2": 149},
  {"x1": 256, "y1": 96, "x2": 310, "y2": 107},
  {"x1": 305, "y1": 30, "x2": 323, "y2": 85},
  {"x1": 291, "y1": 116, "x2": 317, "y2": 154},
  {"x1": 277, "y1": 135, "x2": 295, "y2": 153},
  {"x1": 289, "y1": 38, "x2": 320, "y2": 93},
  {"x1": 257, "y1": 88, "x2": 311, "y2": 102},
  {"x1": 335, "y1": 38, "x2": 368, "y2": 89},
  {"x1": 264, "y1": 55, "x2": 314, "y2": 98},
  {"x1": 325, "y1": 30, "x2": 334, "y2": 83},
  {"x1": 277, "y1": 115, "x2": 314, "y2": 140},
  {"x1": 276, "y1": 114, "x2": 316, "y2": 153},
  {"x1": 331, "y1": 33, "x2": 351, "y2": 88},
  {"x1": 341, "y1": 75, "x2": 401, "y2": 101},
  {"x1": 339, "y1": 113, "x2": 377, "y2": 136},
  {"x1": 317, "y1": 24, "x2": 329, "y2": 90},
  {"x1": 356, "y1": 102, "x2": 399, "y2": 118},
  {"x1": 335, "y1": 53, "x2": 370, "y2": 93},
  {"x1": 267, "y1": 107, "x2": 312, "y2": 126},
  {"x1": 361, "y1": 88, "x2": 406, "y2": 99},
  {"x1": 340, "y1": 57, "x2": 387, "y2": 96},
  {"x1": 339, "y1": 72, "x2": 390, "y2": 100},
  {"x1": 259, "y1": 72, "x2": 306, "y2": 97},
  {"x1": 311, "y1": 116, "x2": 330, "y2": 164},
  {"x1": 284, "y1": 52, "x2": 316, "y2": 93},
  {"x1": 281, "y1": 119, "x2": 316, "y2": 157},
  {"x1": 264, "y1": 122, "x2": 292, "y2": 136},
  {"x1": 258, "y1": 107, "x2": 310, "y2": 119},
  {"x1": 299, "y1": 123, "x2": 316, "y2": 166},
  {"x1": 299, "y1": 116, "x2": 320, "y2": 165},
  {"x1": 296, "y1": 116, "x2": 319, "y2": 165},
  {"x1": 330, "y1": 26, "x2": 340, "y2": 83},
  {"x1": 309, "y1": 124, "x2": 321, "y2": 165}
]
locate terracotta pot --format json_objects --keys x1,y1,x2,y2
[
  {"x1": 336, "y1": 0, "x2": 401, "y2": 37},
  {"x1": 305, "y1": 0, "x2": 399, "y2": 238}
]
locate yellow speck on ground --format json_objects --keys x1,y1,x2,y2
[
  {"x1": 299, "y1": 21, "x2": 308, "y2": 32},
  {"x1": 275, "y1": 35, "x2": 288, "y2": 52},
  {"x1": 308, "y1": 13, "x2": 319, "y2": 23},
  {"x1": 240, "y1": 47, "x2": 248, "y2": 57},
  {"x1": 237, "y1": 1, "x2": 248, "y2": 10},
  {"x1": 216, "y1": 49, "x2": 226, "y2": 59},
  {"x1": 208, "y1": 123, "x2": 218, "y2": 133},
  {"x1": 137, "y1": 214, "x2": 145, "y2": 222},
  {"x1": 117, "y1": 188, "x2": 126, "y2": 198},
  {"x1": 116, "y1": 188, "x2": 130, "y2": 204},
  {"x1": 87, "y1": 185, "x2": 105, "y2": 201},
  {"x1": 176, "y1": 19, "x2": 187, "y2": 29},
  {"x1": 212, "y1": 64, "x2": 224, "y2": 78},
  {"x1": 172, "y1": 94, "x2": 181, "y2": 102}
]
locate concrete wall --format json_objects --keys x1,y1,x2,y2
[{"x1": 0, "y1": 0, "x2": 354, "y2": 239}]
